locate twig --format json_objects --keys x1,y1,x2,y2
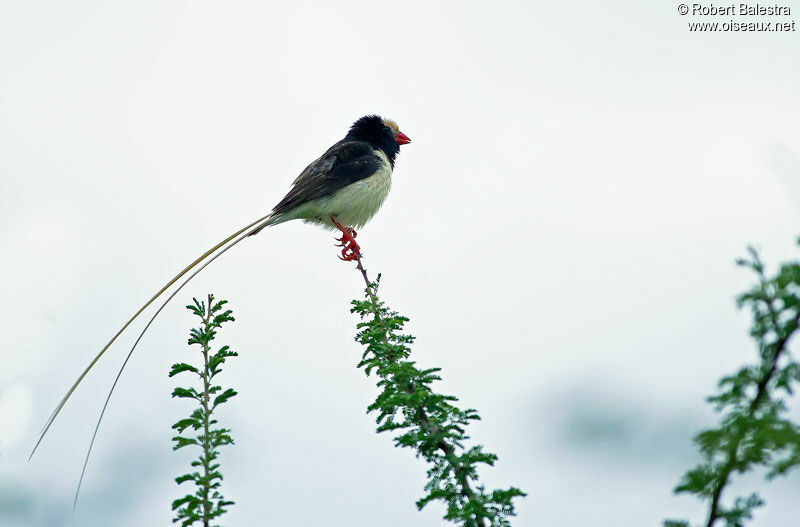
[
  {"x1": 351, "y1": 253, "x2": 487, "y2": 527},
  {"x1": 705, "y1": 306, "x2": 800, "y2": 527}
]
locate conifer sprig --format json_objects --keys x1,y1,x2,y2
[
  {"x1": 350, "y1": 258, "x2": 525, "y2": 527},
  {"x1": 170, "y1": 294, "x2": 238, "y2": 527},
  {"x1": 666, "y1": 244, "x2": 800, "y2": 527}
]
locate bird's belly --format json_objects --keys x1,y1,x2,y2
[{"x1": 307, "y1": 167, "x2": 392, "y2": 229}]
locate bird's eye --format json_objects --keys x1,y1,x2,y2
[{"x1": 383, "y1": 126, "x2": 392, "y2": 135}]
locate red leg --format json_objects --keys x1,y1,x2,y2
[{"x1": 330, "y1": 217, "x2": 361, "y2": 261}]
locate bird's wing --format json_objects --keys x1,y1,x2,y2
[{"x1": 271, "y1": 140, "x2": 385, "y2": 215}]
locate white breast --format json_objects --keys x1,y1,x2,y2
[{"x1": 294, "y1": 149, "x2": 393, "y2": 229}]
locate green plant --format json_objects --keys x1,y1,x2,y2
[
  {"x1": 349, "y1": 258, "x2": 526, "y2": 527},
  {"x1": 170, "y1": 294, "x2": 238, "y2": 527},
  {"x1": 666, "y1": 244, "x2": 800, "y2": 527}
]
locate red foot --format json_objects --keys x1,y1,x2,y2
[{"x1": 331, "y1": 217, "x2": 361, "y2": 261}]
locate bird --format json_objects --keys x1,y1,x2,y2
[
  {"x1": 248, "y1": 114, "x2": 410, "y2": 259},
  {"x1": 30, "y1": 114, "x2": 411, "y2": 501}
]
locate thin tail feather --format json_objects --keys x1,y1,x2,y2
[
  {"x1": 248, "y1": 211, "x2": 290, "y2": 236},
  {"x1": 73, "y1": 217, "x2": 274, "y2": 507},
  {"x1": 248, "y1": 217, "x2": 276, "y2": 236},
  {"x1": 30, "y1": 212, "x2": 277, "y2": 460}
]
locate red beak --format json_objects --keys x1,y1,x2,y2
[{"x1": 395, "y1": 131, "x2": 411, "y2": 145}]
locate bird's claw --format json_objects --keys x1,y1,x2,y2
[
  {"x1": 330, "y1": 218, "x2": 361, "y2": 262},
  {"x1": 337, "y1": 236, "x2": 361, "y2": 261},
  {"x1": 337, "y1": 250, "x2": 359, "y2": 261},
  {"x1": 334, "y1": 229, "x2": 357, "y2": 246}
]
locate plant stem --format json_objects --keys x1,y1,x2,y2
[
  {"x1": 352, "y1": 256, "x2": 487, "y2": 527},
  {"x1": 704, "y1": 294, "x2": 800, "y2": 527},
  {"x1": 201, "y1": 295, "x2": 213, "y2": 527}
]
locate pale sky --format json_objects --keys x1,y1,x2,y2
[{"x1": 2, "y1": 1, "x2": 799, "y2": 526}]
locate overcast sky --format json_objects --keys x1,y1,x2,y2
[{"x1": 2, "y1": 1, "x2": 799, "y2": 526}]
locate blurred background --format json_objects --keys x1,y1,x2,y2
[{"x1": 1, "y1": 1, "x2": 799, "y2": 525}]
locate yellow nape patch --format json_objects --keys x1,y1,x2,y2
[{"x1": 382, "y1": 118, "x2": 399, "y2": 135}]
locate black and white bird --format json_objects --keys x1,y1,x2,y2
[
  {"x1": 250, "y1": 115, "x2": 410, "y2": 248},
  {"x1": 31, "y1": 115, "x2": 411, "y2": 497}
]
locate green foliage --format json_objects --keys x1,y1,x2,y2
[
  {"x1": 170, "y1": 294, "x2": 238, "y2": 526},
  {"x1": 666, "y1": 244, "x2": 800, "y2": 527},
  {"x1": 351, "y1": 274, "x2": 526, "y2": 527}
]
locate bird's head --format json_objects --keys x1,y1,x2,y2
[{"x1": 346, "y1": 115, "x2": 411, "y2": 163}]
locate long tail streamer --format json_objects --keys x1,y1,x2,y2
[
  {"x1": 72, "y1": 217, "x2": 274, "y2": 507},
  {"x1": 30, "y1": 213, "x2": 275, "y2": 462}
]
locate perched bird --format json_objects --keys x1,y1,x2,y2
[
  {"x1": 31, "y1": 115, "x2": 411, "y2": 501},
  {"x1": 249, "y1": 114, "x2": 410, "y2": 258}
]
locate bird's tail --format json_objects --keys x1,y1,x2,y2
[
  {"x1": 247, "y1": 223, "x2": 269, "y2": 237},
  {"x1": 247, "y1": 212, "x2": 285, "y2": 236},
  {"x1": 30, "y1": 211, "x2": 279, "y2": 463}
]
